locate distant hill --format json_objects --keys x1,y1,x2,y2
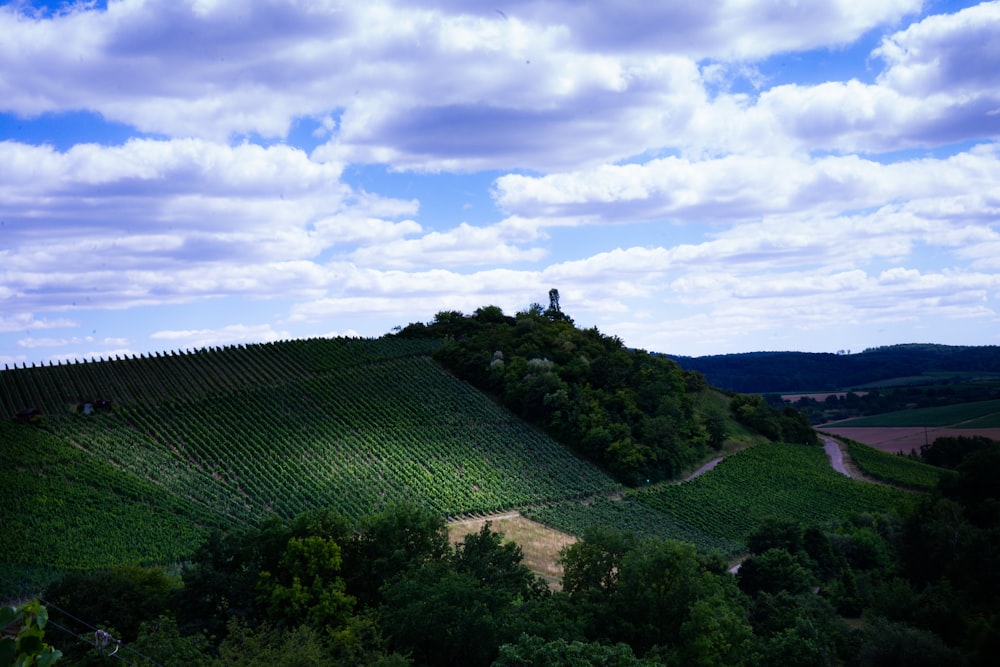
[{"x1": 669, "y1": 344, "x2": 1000, "y2": 394}]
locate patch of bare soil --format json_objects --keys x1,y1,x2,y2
[{"x1": 447, "y1": 513, "x2": 577, "y2": 590}]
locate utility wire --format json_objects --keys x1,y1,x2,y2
[{"x1": 1, "y1": 575, "x2": 165, "y2": 667}]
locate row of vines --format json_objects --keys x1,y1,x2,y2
[
  {"x1": 58, "y1": 355, "x2": 618, "y2": 523},
  {"x1": 0, "y1": 420, "x2": 223, "y2": 593},
  {"x1": 528, "y1": 442, "x2": 913, "y2": 555},
  {"x1": 0, "y1": 336, "x2": 440, "y2": 419},
  {"x1": 843, "y1": 440, "x2": 956, "y2": 491}
]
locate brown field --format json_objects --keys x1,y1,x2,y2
[
  {"x1": 447, "y1": 512, "x2": 577, "y2": 589},
  {"x1": 819, "y1": 427, "x2": 1000, "y2": 454}
]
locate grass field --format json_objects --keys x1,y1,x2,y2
[{"x1": 448, "y1": 514, "x2": 577, "y2": 589}]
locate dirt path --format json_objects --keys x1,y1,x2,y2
[
  {"x1": 684, "y1": 456, "x2": 724, "y2": 482},
  {"x1": 823, "y1": 437, "x2": 851, "y2": 478}
]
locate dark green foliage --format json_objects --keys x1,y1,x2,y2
[
  {"x1": 378, "y1": 518, "x2": 554, "y2": 667},
  {"x1": 343, "y1": 502, "x2": 451, "y2": 607},
  {"x1": 44, "y1": 566, "x2": 178, "y2": 664},
  {"x1": 400, "y1": 303, "x2": 725, "y2": 484},
  {"x1": 737, "y1": 548, "x2": 814, "y2": 597},
  {"x1": 921, "y1": 435, "x2": 997, "y2": 469},
  {"x1": 855, "y1": 617, "x2": 964, "y2": 667},
  {"x1": 746, "y1": 518, "x2": 803, "y2": 556},
  {"x1": 451, "y1": 523, "x2": 544, "y2": 598},
  {"x1": 213, "y1": 622, "x2": 336, "y2": 667},
  {"x1": 131, "y1": 616, "x2": 211, "y2": 667},
  {"x1": 730, "y1": 395, "x2": 816, "y2": 444},
  {"x1": 380, "y1": 564, "x2": 508, "y2": 667},
  {"x1": 493, "y1": 634, "x2": 656, "y2": 666}
]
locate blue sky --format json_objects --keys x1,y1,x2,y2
[{"x1": 2, "y1": 0, "x2": 999, "y2": 365}]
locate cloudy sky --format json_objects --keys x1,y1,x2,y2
[{"x1": 2, "y1": 0, "x2": 999, "y2": 366}]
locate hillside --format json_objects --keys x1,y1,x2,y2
[
  {"x1": 1, "y1": 335, "x2": 620, "y2": 593},
  {"x1": 4, "y1": 313, "x2": 996, "y2": 666},
  {"x1": 670, "y1": 343, "x2": 1000, "y2": 393},
  {"x1": 396, "y1": 300, "x2": 809, "y2": 484}
]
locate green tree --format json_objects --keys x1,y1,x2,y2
[
  {"x1": 493, "y1": 633, "x2": 656, "y2": 666},
  {"x1": 257, "y1": 535, "x2": 355, "y2": 631},
  {"x1": 0, "y1": 600, "x2": 62, "y2": 667},
  {"x1": 344, "y1": 503, "x2": 450, "y2": 606},
  {"x1": 380, "y1": 563, "x2": 507, "y2": 667},
  {"x1": 737, "y1": 548, "x2": 814, "y2": 597}
]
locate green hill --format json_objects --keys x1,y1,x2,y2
[{"x1": 1, "y1": 336, "x2": 621, "y2": 593}]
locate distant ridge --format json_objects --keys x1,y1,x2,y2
[{"x1": 669, "y1": 343, "x2": 1000, "y2": 394}]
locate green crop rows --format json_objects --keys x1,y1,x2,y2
[
  {"x1": 2, "y1": 338, "x2": 620, "y2": 588},
  {"x1": 0, "y1": 420, "x2": 226, "y2": 580},
  {"x1": 528, "y1": 442, "x2": 912, "y2": 554},
  {"x1": 845, "y1": 441, "x2": 956, "y2": 491}
]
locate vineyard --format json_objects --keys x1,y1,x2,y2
[
  {"x1": 3, "y1": 333, "x2": 939, "y2": 600},
  {"x1": 528, "y1": 442, "x2": 913, "y2": 555},
  {"x1": 843, "y1": 440, "x2": 956, "y2": 491},
  {"x1": 1, "y1": 337, "x2": 620, "y2": 593}
]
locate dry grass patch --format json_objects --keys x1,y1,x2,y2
[{"x1": 448, "y1": 513, "x2": 577, "y2": 590}]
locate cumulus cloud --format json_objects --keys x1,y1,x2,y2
[
  {"x1": 150, "y1": 323, "x2": 291, "y2": 348},
  {"x1": 494, "y1": 145, "x2": 1000, "y2": 224},
  {"x1": 1, "y1": 0, "x2": 998, "y2": 360}
]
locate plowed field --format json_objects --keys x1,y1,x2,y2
[{"x1": 819, "y1": 427, "x2": 1000, "y2": 454}]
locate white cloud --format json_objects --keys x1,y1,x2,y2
[
  {"x1": 0, "y1": 313, "x2": 79, "y2": 333},
  {"x1": 349, "y1": 221, "x2": 548, "y2": 269},
  {"x1": 494, "y1": 146, "x2": 1000, "y2": 225},
  {"x1": 150, "y1": 323, "x2": 291, "y2": 349}
]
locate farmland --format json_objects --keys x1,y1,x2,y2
[
  {"x1": 820, "y1": 398, "x2": 1000, "y2": 453},
  {"x1": 840, "y1": 439, "x2": 956, "y2": 491},
  {"x1": 527, "y1": 441, "x2": 911, "y2": 556},
  {"x1": 1, "y1": 332, "x2": 932, "y2": 597},
  {"x1": 1, "y1": 337, "x2": 620, "y2": 593}
]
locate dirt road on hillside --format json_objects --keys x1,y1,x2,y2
[{"x1": 823, "y1": 437, "x2": 851, "y2": 478}]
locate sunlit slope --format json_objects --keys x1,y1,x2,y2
[{"x1": 2, "y1": 337, "x2": 619, "y2": 585}]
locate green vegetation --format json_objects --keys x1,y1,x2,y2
[
  {"x1": 842, "y1": 439, "x2": 956, "y2": 490},
  {"x1": 399, "y1": 298, "x2": 794, "y2": 484},
  {"x1": 0, "y1": 420, "x2": 224, "y2": 578},
  {"x1": 1, "y1": 337, "x2": 618, "y2": 592},
  {"x1": 38, "y1": 462, "x2": 998, "y2": 667},
  {"x1": 5, "y1": 302, "x2": 997, "y2": 665},
  {"x1": 525, "y1": 496, "x2": 744, "y2": 556},
  {"x1": 831, "y1": 398, "x2": 1000, "y2": 428},
  {"x1": 529, "y1": 442, "x2": 909, "y2": 555},
  {"x1": 0, "y1": 600, "x2": 62, "y2": 666}
]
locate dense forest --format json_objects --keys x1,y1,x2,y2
[
  {"x1": 671, "y1": 344, "x2": 1000, "y2": 394},
  {"x1": 396, "y1": 293, "x2": 813, "y2": 484},
  {"x1": 10, "y1": 441, "x2": 1000, "y2": 666}
]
